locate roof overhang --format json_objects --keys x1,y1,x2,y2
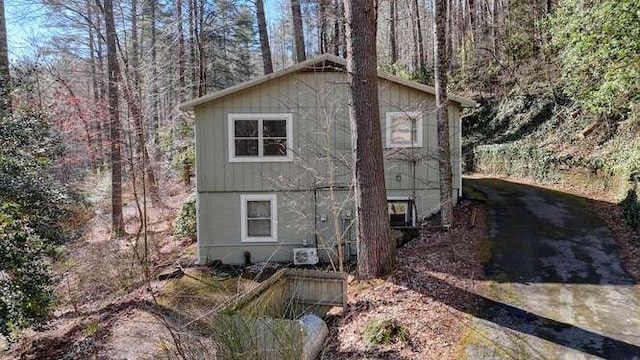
[{"x1": 178, "y1": 54, "x2": 478, "y2": 111}]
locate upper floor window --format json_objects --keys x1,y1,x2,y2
[
  {"x1": 385, "y1": 112, "x2": 423, "y2": 148},
  {"x1": 228, "y1": 113, "x2": 293, "y2": 162}
]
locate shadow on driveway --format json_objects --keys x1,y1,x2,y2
[
  {"x1": 390, "y1": 269, "x2": 640, "y2": 358},
  {"x1": 400, "y1": 178, "x2": 640, "y2": 358}
]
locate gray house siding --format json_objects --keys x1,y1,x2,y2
[{"x1": 193, "y1": 70, "x2": 464, "y2": 265}]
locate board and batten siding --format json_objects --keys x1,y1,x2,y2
[
  {"x1": 195, "y1": 71, "x2": 461, "y2": 194},
  {"x1": 194, "y1": 70, "x2": 462, "y2": 265}
]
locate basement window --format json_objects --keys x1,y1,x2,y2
[
  {"x1": 385, "y1": 112, "x2": 423, "y2": 148},
  {"x1": 229, "y1": 113, "x2": 293, "y2": 162},
  {"x1": 241, "y1": 194, "x2": 278, "y2": 242},
  {"x1": 387, "y1": 198, "x2": 416, "y2": 228}
]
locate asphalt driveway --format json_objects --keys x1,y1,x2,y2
[{"x1": 463, "y1": 178, "x2": 640, "y2": 359}]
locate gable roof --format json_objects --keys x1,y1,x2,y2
[{"x1": 178, "y1": 54, "x2": 478, "y2": 111}]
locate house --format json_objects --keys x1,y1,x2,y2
[{"x1": 179, "y1": 54, "x2": 476, "y2": 266}]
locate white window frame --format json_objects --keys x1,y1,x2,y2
[
  {"x1": 385, "y1": 111, "x2": 423, "y2": 148},
  {"x1": 228, "y1": 113, "x2": 294, "y2": 163},
  {"x1": 387, "y1": 196, "x2": 417, "y2": 227},
  {"x1": 240, "y1": 194, "x2": 278, "y2": 242}
]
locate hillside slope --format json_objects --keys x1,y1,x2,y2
[{"x1": 462, "y1": 73, "x2": 640, "y2": 200}]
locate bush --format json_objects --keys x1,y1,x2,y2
[
  {"x1": 620, "y1": 189, "x2": 640, "y2": 230},
  {"x1": 363, "y1": 317, "x2": 408, "y2": 346},
  {"x1": 175, "y1": 195, "x2": 196, "y2": 240},
  {"x1": 0, "y1": 204, "x2": 55, "y2": 337},
  {"x1": 0, "y1": 109, "x2": 68, "y2": 336},
  {"x1": 473, "y1": 142, "x2": 564, "y2": 182}
]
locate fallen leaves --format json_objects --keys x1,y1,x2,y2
[{"x1": 321, "y1": 201, "x2": 490, "y2": 359}]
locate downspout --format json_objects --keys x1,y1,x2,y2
[
  {"x1": 459, "y1": 114, "x2": 463, "y2": 199},
  {"x1": 313, "y1": 187, "x2": 318, "y2": 248}
]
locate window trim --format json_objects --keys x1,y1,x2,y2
[
  {"x1": 385, "y1": 111, "x2": 423, "y2": 148},
  {"x1": 240, "y1": 194, "x2": 278, "y2": 242},
  {"x1": 387, "y1": 196, "x2": 417, "y2": 227},
  {"x1": 228, "y1": 113, "x2": 294, "y2": 163}
]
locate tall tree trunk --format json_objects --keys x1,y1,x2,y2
[
  {"x1": 104, "y1": 0, "x2": 125, "y2": 237},
  {"x1": 345, "y1": 0, "x2": 395, "y2": 279},
  {"x1": 434, "y1": 0, "x2": 453, "y2": 228},
  {"x1": 126, "y1": 0, "x2": 162, "y2": 204},
  {"x1": 177, "y1": 0, "x2": 186, "y2": 96},
  {"x1": 87, "y1": 1, "x2": 103, "y2": 168},
  {"x1": 176, "y1": 0, "x2": 191, "y2": 184},
  {"x1": 95, "y1": 7, "x2": 109, "y2": 164},
  {"x1": 413, "y1": 0, "x2": 426, "y2": 74},
  {"x1": 188, "y1": 0, "x2": 197, "y2": 98},
  {"x1": 446, "y1": 0, "x2": 453, "y2": 65},
  {"x1": 468, "y1": 0, "x2": 475, "y2": 31},
  {"x1": 406, "y1": 0, "x2": 419, "y2": 69},
  {"x1": 318, "y1": 0, "x2": 327, "y2": 53},
  {"x1": 197, "y1": 0, "x2": 205, "y2": 96},
  {"x1": 291, "y1": 0, "x2": 306, "y2": 62},
  {"x1": 255, "y1": 0, "x2": 273, "y2": 74},
  {"x1": 0, "y1": 0, "x2": 10, "y2": 115},
  {"x1": 389, "y1": 0, "x2": 397, "y2": 64},
  {"x1": 490, "y1": 0, "x2": 496, "y2": 55},
  {"x1": 148, "y1": 0, "x2": 160, "y2": 143},
  {"x1": 332, "y1": 0, "x2": 343, "y2": 56}
]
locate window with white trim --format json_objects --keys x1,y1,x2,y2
[
  {"x1": 229, "y1": 114, "x2": 293, "y2": 162},
  {"x1": 387, "y1": 197, "x2": 416, "y2": 228},
  {"x1": 385, "y1": 112, "x2": 423, "y2": 148},
  {"x1": 240, "y1": 194, "x2": 278, "y2": 242}
]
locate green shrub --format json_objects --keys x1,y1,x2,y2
[
  {"x1": 620, "y1": 189, "x2": 640, "y2": 230},
  {"x1": 0, "y1": 203, "x2": 55, "y2": 337},
  {"x1": 175, "y1": 194, "x2": 196, "y2": 240},
  {"x1": 0, "y1": 109, "x2": 68, "y2": 337},
  {"x1": 363, "y1": 317, "x2": 408, "y2": 346},
  {"x1": 474, "y1": 142, "x2": 564, "y2": 182}
]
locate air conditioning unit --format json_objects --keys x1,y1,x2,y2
[{"x1": 293, "y1": 248, "x2": 319, "y2": 265}]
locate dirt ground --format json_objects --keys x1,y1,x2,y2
[
  {"x1": 4, "y1": 173, "x2": 637, "y2": 359},
  {"x1": 4, "y1": 175, "x2": 197, "y2": 360},
  {"x1": 321, "y1": 200, "x2": 491, "y2": 359}
]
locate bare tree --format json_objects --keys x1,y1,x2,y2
[
  {"x1": 434, "y1": 0, "x2": 453, "y2": 227},
  {"x1": 104, "y1": 0, "x2": 125, "y2": 236},
  {"x1": 389, "y1": 0, "x2": 398, "y2": 64},
  {"x1": 345, "y1": 0, "x2": 395, "y2": 278},
  {"x1": 291, "y1": 0, "x2": 306, "y2": 62},
  {"x1": 255, "y1": 0, "x2": 273, "y2": 73},
  {"x1": 0, "y1": 0, "x2": 10, "y2": 115}
]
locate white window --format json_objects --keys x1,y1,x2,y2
[
  {"x1": 387, "y1": 197, "x2": 416, "y2": 227},
  {"x1": 240, "y1": 194, "x2": 278, "y2": 242},
  {"x1": 385, "y1": 112, "x2": 423, "y2": 148},
  {"x1": 228, "y1": 113, "x2": 293, "y2": 162}
]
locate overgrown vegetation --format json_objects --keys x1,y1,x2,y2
[
  {"x1": 548, "y1": 0, "x2": 640, "y2": 118},
  {"x1": 620, "y1": 189, "x2": 640, "y2": 231},
  {"x1": 462, "y1": 0, "x2": 640, "y2": 200},
  {"x1": 174, "y1": 194, "x2": 197, "y2": 240},
  {"x1": 0, "y1": 110, "x2": 69, "y2": 337},
  {"x1": 363, "y1": 317, "x2": 409, "y2": 346}
]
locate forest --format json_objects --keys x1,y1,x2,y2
[{"x1": 1, "y1": 0, "x2": 639, "y2": 358}]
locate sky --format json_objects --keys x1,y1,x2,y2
[
  {"x1": 4, "y1": 0, "x2": 57, "y2": 60},
  {"x1": 4, "y1": 0, "x2": 286, "y2": 61}
]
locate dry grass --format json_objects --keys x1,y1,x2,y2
[{"x1": 5, "y1": 173, "x2": 198, "y2": 360}]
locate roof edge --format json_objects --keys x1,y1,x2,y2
[{"x1": 179, "y1": 54, "x2": 477, "y2": 111}]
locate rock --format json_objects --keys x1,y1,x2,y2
[
  {"x1": 157, "y1": 267, "x2": 184, "y2": 281},
  {"x1": 0, "y1": 334, "x2": 7, "y2": 352}
]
